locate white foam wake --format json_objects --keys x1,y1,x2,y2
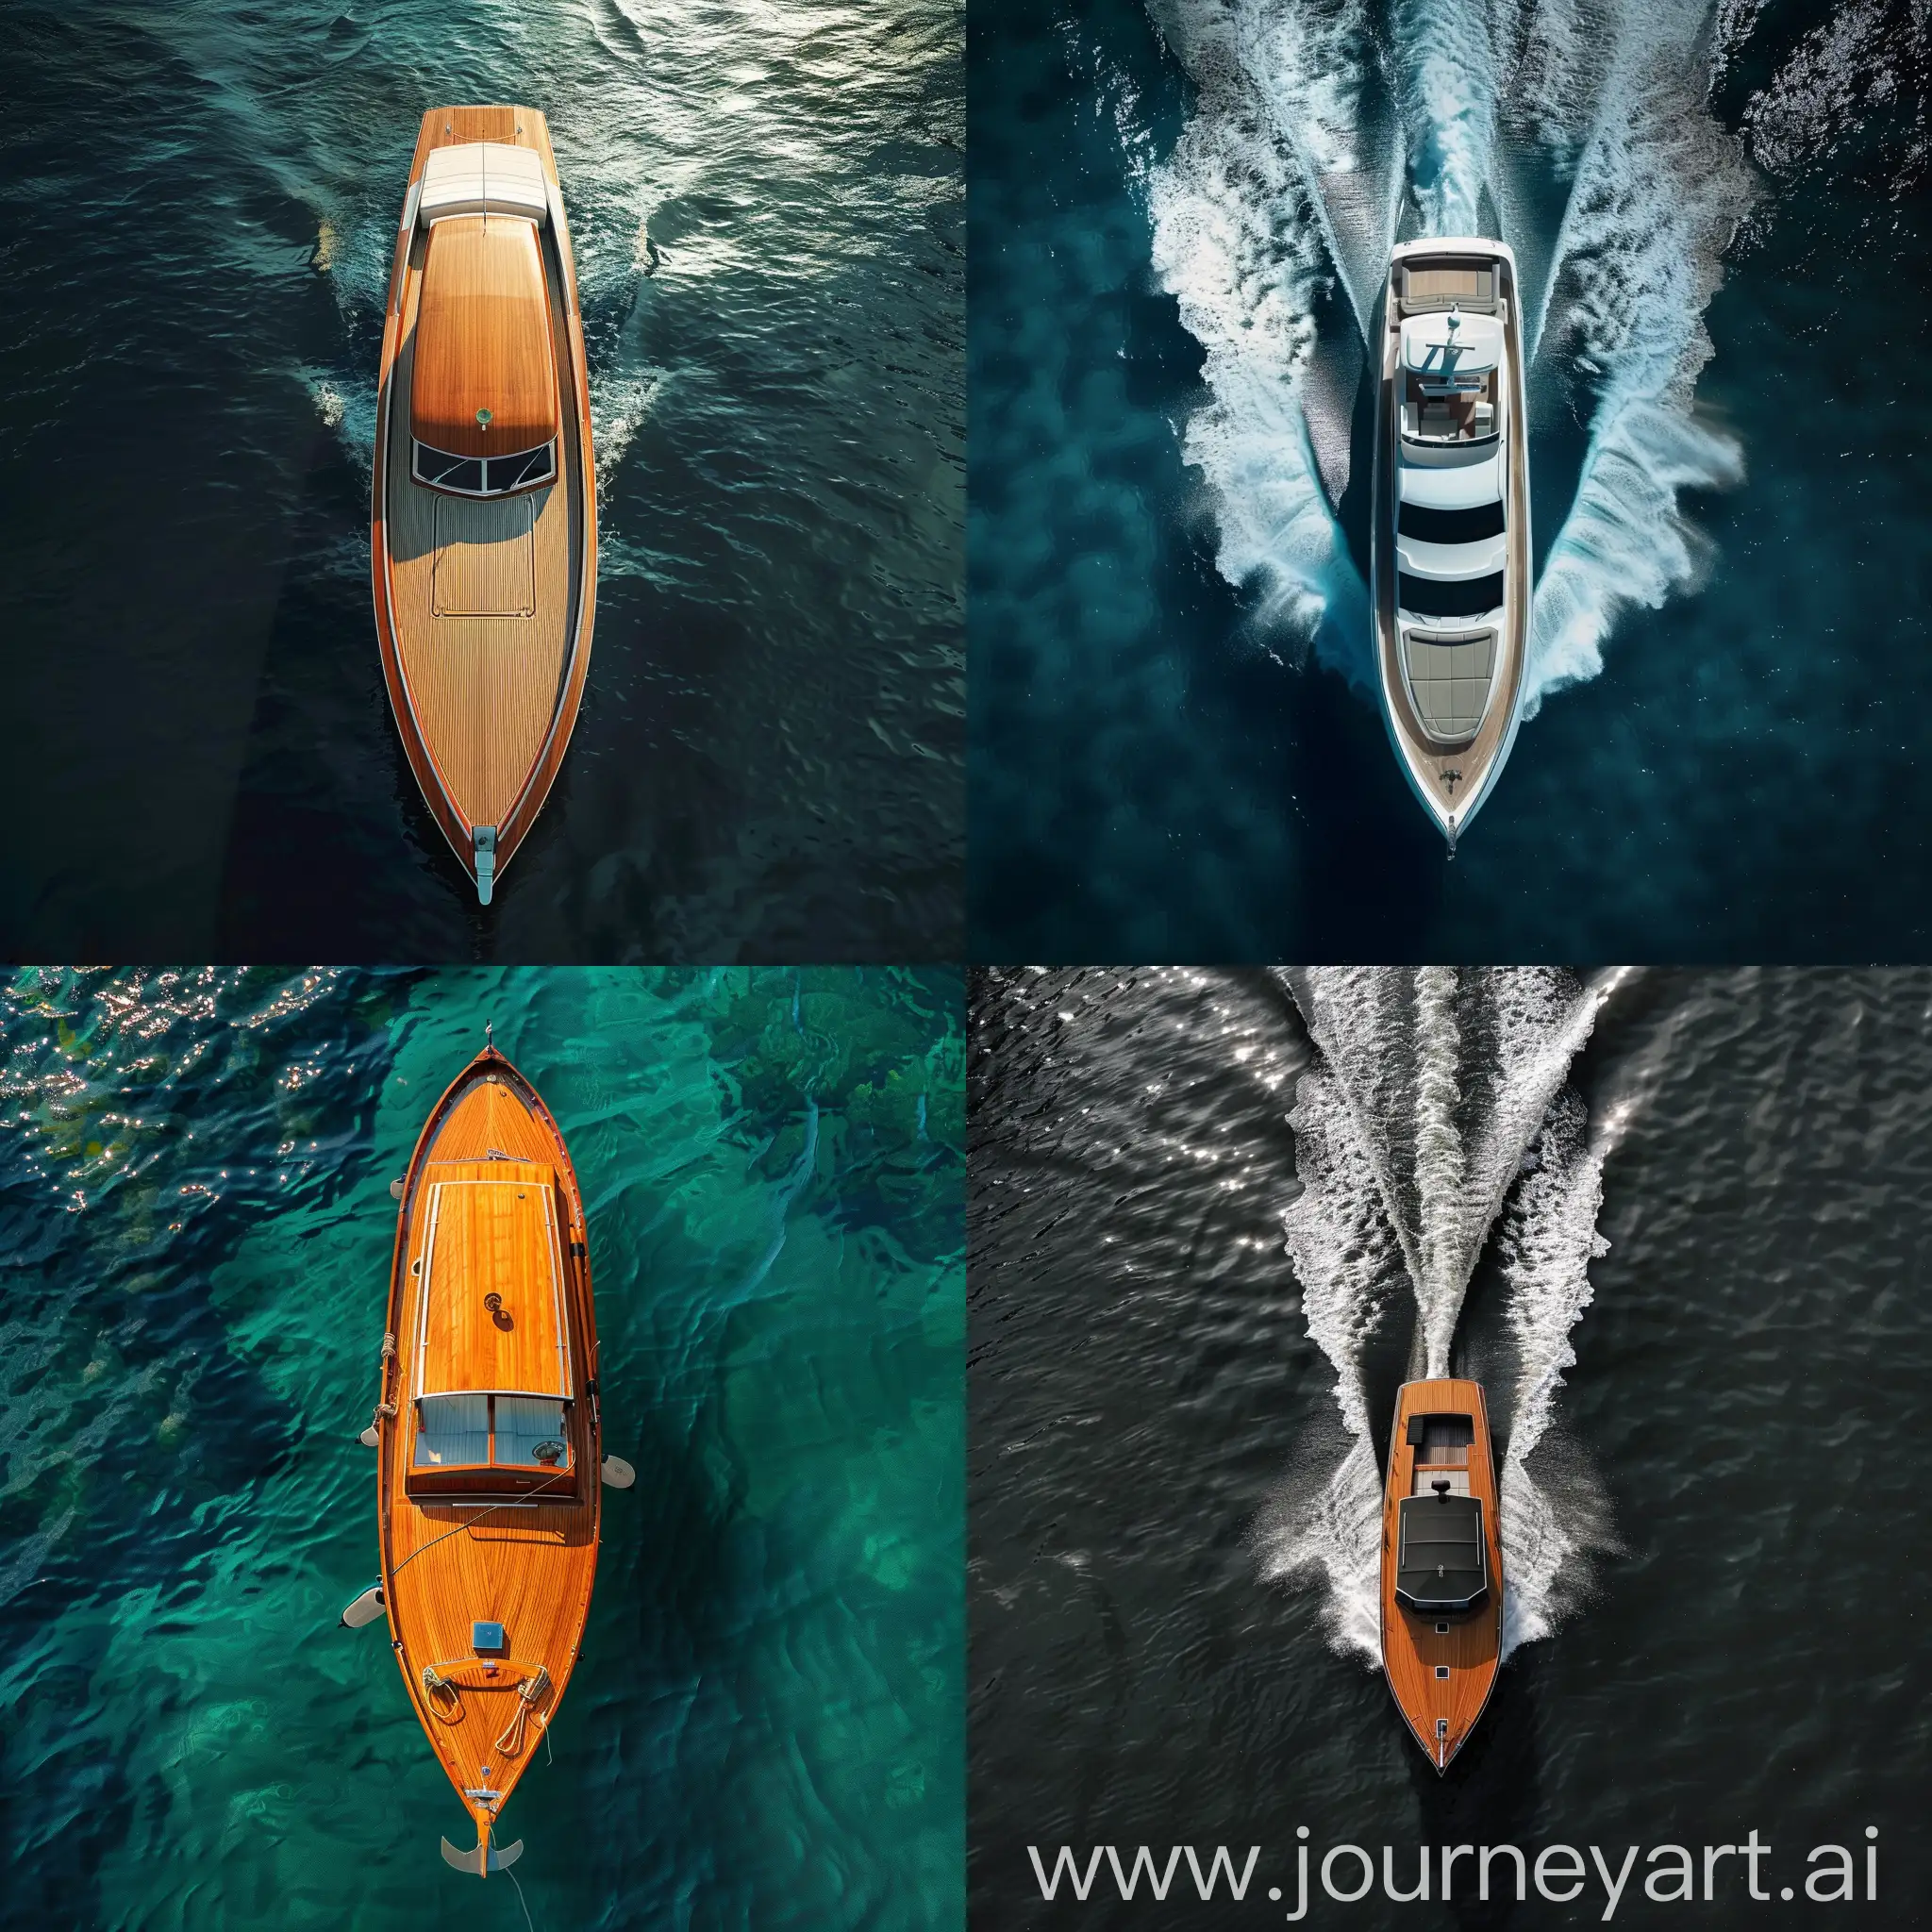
[
  {"x1": 1260, "y1": 967, "x2": 1624, "y2": 1665},
  {"x1": 1519, "y1": 19, "x2": 1755, "y2": 705},
  {"x1": 1144, "y1": 0, "x2": 1757, "y2": 711},
  {"x1": 1146, "y1": 0, "x2": 1395, "y2": 683}
]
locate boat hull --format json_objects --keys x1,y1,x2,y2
[
  {"x1": 1371, "y1": 240, "x2": 1532, "y2": 846},
  {"x1": 373, "y1": 106, "x2": 598, "y2": 902},
  {"x1": 1378, "y1": 1377, "x2": 1504, "y2": 1772},
  {"x1": 375, "y1": 1046, "x2": 602, "y2": 1859}
]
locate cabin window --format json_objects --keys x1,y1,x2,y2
[
  {"x1": 414, "y1": 1391, "x2": 571, "y2": 1472},
  {"x1": 1398, "y1": 500, "x2": 1505, "y2": 545},
  {"x1": 412, "y1": 438, "x2": 557, "y2": 497},
  {"x1": 1399, "y1": 572, "x2": 1505, "y2": 622}
]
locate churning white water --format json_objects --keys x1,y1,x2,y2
[
  {"x1": 1260, "y1": 966, "x2": 1628, "y2": 1662},
  {"x1": 1144, "y1": 0, "x2": 1756, "y2": 707}
]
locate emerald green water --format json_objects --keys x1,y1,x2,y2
[{"x1": 0, "y1": 966, "x2": 963, "y2": 1929}]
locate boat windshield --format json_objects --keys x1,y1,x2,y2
[
  {"x1": 414, "y1": 1391, "x2": 572, "y2": 1473},
  {"x1": 412, "y1": 437, "x2": 557, "y2": 497},
  {"x1": 1395, "y1": 1492, "x2": 1488, "y2": 1614},
  {"x1": 1398, "y1": 499, "x2": 1504, "y2": 544},
  {"x1": 1400, "y1": 571, "x2": 1505, "y2": 621}
]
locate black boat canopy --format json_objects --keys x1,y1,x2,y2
[{"x1": 1395, "y1": 1491, "x2": 1489, "y2": 1615}]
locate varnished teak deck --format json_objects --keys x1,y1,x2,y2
[
  {"x1": 1379, "y1": 1377, "x2": 1504, "y2": 1772},
  {"x1": 373, "y1": 106, "x2": 598, "y2": 899},
  {"x1": 376, "y1": 1049, "x2": 601, "y2": 1865}
]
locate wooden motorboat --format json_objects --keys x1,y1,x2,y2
[
  {"x1": 370, "y1": 1041, "x2": 606, "y2": 1874},
  {"x1": 373, "y1": 106, "x2": 597, "y2": 904},
  {"x1": 1378, "y1": 1377, "x2": 1503, "y2": 1772},
  {"x1": 1370, "y1": 240, "x2": 1531, "y2": 849}
]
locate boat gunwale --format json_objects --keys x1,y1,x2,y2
[{"x1": 371, "y1": 105, "x2": 599, "y2": 898}]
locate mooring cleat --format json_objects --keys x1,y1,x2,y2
[{"x1": 474, "y1": 824, "x2": 497, "y2": 906}]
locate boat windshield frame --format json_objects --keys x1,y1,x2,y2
[
  {"x1": 406, "y1": 1389, "x2": 578, "y2": 1497},
  {"x1": 411, "y1": 436, "x2": 558, "y2": 499},
  {"x1": 1393, "y1": 1491, "x2": 1490, "y2": 1616},
  {"x1": 1402, "y1": 426, "x2": 1500, "y2": 452}
]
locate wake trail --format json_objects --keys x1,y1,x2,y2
[
  {"x1": 1258, "y1": 967, "x2": 1624, "y2": 1663},
  {"x1": 1145, "y1": 0, "x2": 1757, "y2": 708}
]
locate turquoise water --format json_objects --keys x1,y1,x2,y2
[{"x1": 0, "y1": 966, "x2": 963, "y2": 1929}]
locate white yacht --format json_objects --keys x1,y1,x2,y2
[{"x1": 1370, "y1": 240, "x2": 1530, "y2": 848}]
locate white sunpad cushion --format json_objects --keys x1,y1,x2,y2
[{"x1": 420, "y1": 142, "x2": 548, "y2": 225}]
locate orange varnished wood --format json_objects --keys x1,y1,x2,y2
[
  {"x1": 410, "y1": 218, "x2": 559, "y2": 456},
  {"x1": 415, "y1": 1163, "x2": 568, "y2": 1398},
  {"x1": 376, "y1": 1048, "x2": 602, "y2": 1860},
  {"x1": 1379, "y1": 1377, "x2": 1504, "y2": 1772},
  {"x1": 372, "y1": 106, "x2": 598, "y2": 896}
]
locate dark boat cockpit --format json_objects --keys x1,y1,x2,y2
[{"x1": 1394, "y1": 1410, "x2": 1489, "y2": 1616}]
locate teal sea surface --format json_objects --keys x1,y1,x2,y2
[{"x1": 0, "y1": 966, "x2": 963, "y2": 1929}]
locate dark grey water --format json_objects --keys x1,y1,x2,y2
[
  {"x1": 2, "y1": 0, "x2": 962, "y2": 961},
  {"x1": 970, "y1": 967, "x2": 1931, "y2": 1927}
]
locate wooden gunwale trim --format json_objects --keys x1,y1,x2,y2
[
  {"x1": 1371, "y1": 247, "x2": 1531, "y2": 825},
  {"x1": 492, "y1": 109, "x2": 597, "y2": 873},
  {"x1": 374, "y1": 116, "x2": 470, "y2": 876},
  {"x1": 375, "y1": 1043, "x2": 601, "y2": 1829},
  {"x1": 370, "y1": 105, "x2": 598, "y2": 894}
]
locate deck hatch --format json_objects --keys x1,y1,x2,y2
[{"x1": 431, "y1": 492, "x2": 537, "y2": 617}]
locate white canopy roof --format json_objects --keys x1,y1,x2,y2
[
  {"x1": 1396, "y1": 530, "x2": 1508, "y2": 580},
  {"x1": 1398, "y1": 447, "x2": 1503, "y2": 510},
  {"x1": 1402, "y1": 309, "x2": 1502, "y2": 379},
  {"x1": 419, "y1": 142, "x2": 548, "y2": 226}
]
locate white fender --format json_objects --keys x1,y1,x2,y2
[{"x1": 339, "y1": 1583, "x2": 386, "y2": 1629}]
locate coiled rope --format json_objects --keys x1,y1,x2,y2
[
  {"x1": 421, "y1": 1664, "x2": 463, "y2": 1723},
  {"x1": 493, "y1": 1665, "x2": 553, "y2": 1757},
  {"x1": 368, "y1": 1333, "x2": 399, "y2": 1436}
]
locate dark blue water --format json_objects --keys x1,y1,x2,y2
[
  {"x1": 0, "y1": 965, "x2": 964, "y2": 1929},
  {"x1": 969, "y1": 0, "x2": 1932, "y2": 961},
  {"x1": 2, "y1": 0, "x2": 963, "y2": 961},
  {"x1": 970, "y1": 966, "x2": 1931, "y2": 1928}
]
